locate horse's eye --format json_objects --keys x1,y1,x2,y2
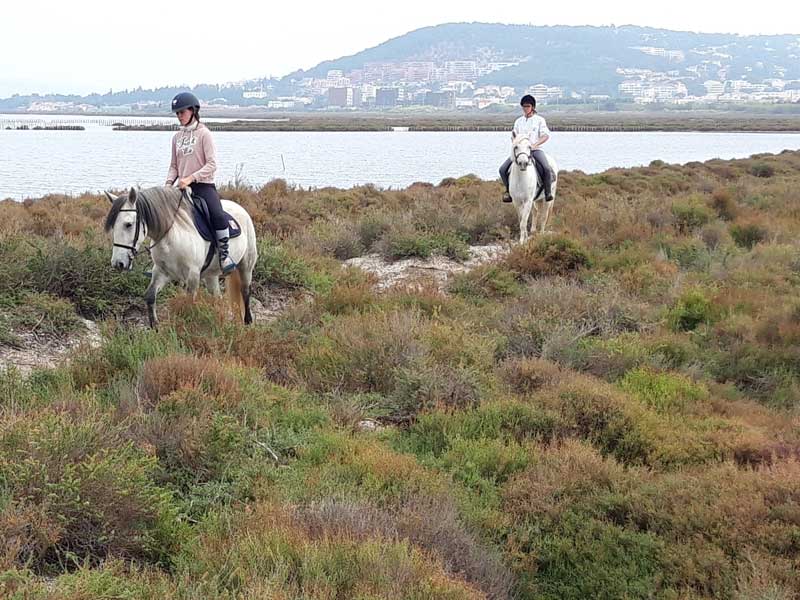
[{"x1": 125, "y1": 222, "x2": 133, "y2": 228}]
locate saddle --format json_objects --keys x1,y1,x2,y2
[
  {"x1": 190, "y1": 194, "x2": 242, "y2": 242},
  {"x1": 188, "y1": 193, "x2": 242, "y2": 273}
]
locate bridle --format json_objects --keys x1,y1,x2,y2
[
  {"x1": 513, "y1": 142, "x2": 532, "y2": 166},
  {"x1": 112, "y1": 189, "x2": 187, "y2": 259},
  {"x1": 113, "y1": 208, "x2": 144, "y2": 257}
]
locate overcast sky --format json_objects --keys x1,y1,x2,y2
[{"x1": 2, "y1": 0, "x2": 798, "y2": 97}]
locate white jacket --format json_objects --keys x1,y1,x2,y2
[{"x1": 513, "y1": 113, "x2": 550, "y2": 143}]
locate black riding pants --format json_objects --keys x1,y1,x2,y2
[{"x1": 191, "y1": 183, "x2": 228, "y2": 232}]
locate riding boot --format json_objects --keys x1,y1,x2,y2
[
  {"x1": 541, "y1": 165, "x2": 554, "y2": 201},
  {"x1": 533, "y1": 153, "x2": 554, "y2": 201},
  {"x1": 499, "y1": 158, "x2": 513, "y2": 202},
  {"x1": 215, "y1": 228, "x2": 237, "y2": 275}
]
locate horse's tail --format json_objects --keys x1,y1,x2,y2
[{"x1": 226, "y1": 268, "x2": 245, "y2": 322}]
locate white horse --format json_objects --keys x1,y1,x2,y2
[
  {"x1": 508, "y1": 134, "x2": 558, "y2": 243},
  {"x1": 105, "y1": 186, "x2": 258, "y2": 328}
]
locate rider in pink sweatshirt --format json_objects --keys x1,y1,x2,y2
[{"x1": 166, "y1": 91, "x2": 235, "y2": 274}]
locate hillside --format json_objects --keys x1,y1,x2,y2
[
  {"x1": 2, "y1": 151, "x2": 800, "y2": 598},
  {"x1": 4, "y1": 23, "x2": 800, "y2": 111},
  {"x1": 288, "y1": 22, "x2": 800, "y2": 94}
]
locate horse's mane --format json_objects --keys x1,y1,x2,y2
[{"x1": 104, "y1": 186, "x2": 193, "y2": 241}]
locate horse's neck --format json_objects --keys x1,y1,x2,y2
[{"x1": 150, "y1": 219, "x2": 209, "y2": 273}]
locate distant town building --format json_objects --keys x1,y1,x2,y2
[
  {"x1": 445, "y1": 61, "x2": 477, "y2": 80},
  {"x1": 243, "y1": 89, "x2": 269, "y2": 99},
  {"x1": 328, "y1": 87, "x2": 352, "y2": 107},
  {"x1": 375, "y1": 88, "x2": 399, "y2": 107},
  {"x1": 703, "y1": 80, "x2": 725, "y2": 95},
  {"x1": 632, "y1": 46, "x2": 686, "y2": 63},
  {"x1": 425, "y1": 90, "x2": 456, "y2": 109},
  {"x1": 526, "y1": 84, "x2": 564, "y2": 101}
]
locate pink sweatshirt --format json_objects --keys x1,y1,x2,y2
[{"x1": 165, "y1": 121, "x2": 217, "y2": 185}]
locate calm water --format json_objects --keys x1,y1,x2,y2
[{"x1": 2, "y1": 115, "x2": 799, "y2": 199}]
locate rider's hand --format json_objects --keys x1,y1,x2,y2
[{"x1": 178, "y1": 176, "x2": 193, "y2": 190}]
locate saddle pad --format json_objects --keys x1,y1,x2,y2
[{"x1": 191, "y1": 200, "x2": 242, "y2": 242}]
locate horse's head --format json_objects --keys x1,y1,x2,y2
[
  {"x1": 512, "y1": 133, "x2": 533, "y2": 171},
  {"x1": 104, "y1": 187, "x2": 145, "y2": 271}
]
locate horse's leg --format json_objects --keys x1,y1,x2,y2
[
  {"x1": 204, "y1": 273, "x2": 222, "y2": 297},
  {"x1": 240, "y1": 265, "x2": 254, "y2": 326},
  {"x1": 519, "y1": 200, "x2": 534, "y2": 244},
  {"x1": 144, "y1": 270, "x2": 170, "y2": 329},
  {"x1": 541, "y1": 200, "x2": 555, "y2": 233},
  {"x1": 186, "y1": 269, "x2": 201, "y2": 300}
]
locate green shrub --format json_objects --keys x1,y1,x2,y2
[
  {"x1": 542, "y1": 380, "x2": 654, "y2": 466},
  {"x1": 750, "y1": 162, "x2": 775, "y2": 178},
  {"x1": 441, "y1": 437, "x2": 529, "y2": 488},
  {"x1": 39, "y1": 561, "x2": 175, "y2": 599},
  {"x1": 662, "y1": 238, "x2": 711, "y2": 270},
  {"x1": 710, "y1": 187, "x2": 738, "y2": 220},
  {"x1": 358, "y1": 213, "x2": 393, "y2": 250},
  {"x1": 504, "y1": 235, "x2": 592, "y2": 278},
  {"x1": 671, "y1": 198, "x2": 714, "y2": 233},
  {"x1": 448, "y1": 265, "x2": 520, "y2": 301},
  {"x1": 298, "y1": 310, "x2": 497, "y2": 422},
  {"x1": 619, "y1": 368, "x2": 709, "y2": 413},
  {"x1": 251, "y1": 239, "x2": 334, "y2": 294},
  {"x1": 177, "y1": 502, "x2": 483, "y2": 599},
  {"x1": 571, "y1": 334, "x2": 651, "y2": 381},
  {"x1": 0, "y1": 413, "x2": 183, "y2": 570},
  {"x1": 667, "y1": 289, "x2": 716, "y2": 331},
  {"x1": 376, "y1": 230, "x2": 470, "y2": 262},
  {"x1": 397, "y1": 400, "x2": 558, "y2": 458},
  {"x1": 377, "y1": 230, "x2": 435, "y2": 260},
  {"x1": 308, "y1": 218, "x2": 365, "y2": 260},
  {"x1": 70, "y1": 327, "x2": 184, "y2": 389},
  {"x1": 730, "y1": 221, "x2": 769, "y2": 249},
  {"x1": 517, "y1": 512, "x2": 664, "y2": 600},
  {"x1": 0, "y1": 291, "x2": 84, "y2": 339},
  {"x1": 26, "y1": 240, "x2": 149, "y2": 318},
  {"x1": 389, "y1": 363, "x2": 484, "y2": 419}
]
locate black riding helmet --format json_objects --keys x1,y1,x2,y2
[
  {"x1": 171, "y1": 91, "x2": 200, "y2": 113},
  {"x1": 520, "y1": 94, "x2": 536, "y2": 107}
]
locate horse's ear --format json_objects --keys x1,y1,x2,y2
[
  {"x1": 128, "y1": 187, "x2": 137, "y2": 204},
  {"x1": 104, "y1": 191, "x2": 115, "y2": 204}
]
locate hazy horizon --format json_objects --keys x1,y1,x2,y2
[{"x1": 3, "y1": 0, "x2": 799, "y2": 98}]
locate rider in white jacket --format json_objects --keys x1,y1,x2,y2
[{"x1": 499, "y1": 94, "x2": 553, "y2": 202}]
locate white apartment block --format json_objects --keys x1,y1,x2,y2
[{"x1": 445, "y1": 61, "x2": 478, "y2": 80}]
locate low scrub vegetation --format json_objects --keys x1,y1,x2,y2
[{"x1": 2, "y1": 150, "x2": 800, "y2": 598}]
